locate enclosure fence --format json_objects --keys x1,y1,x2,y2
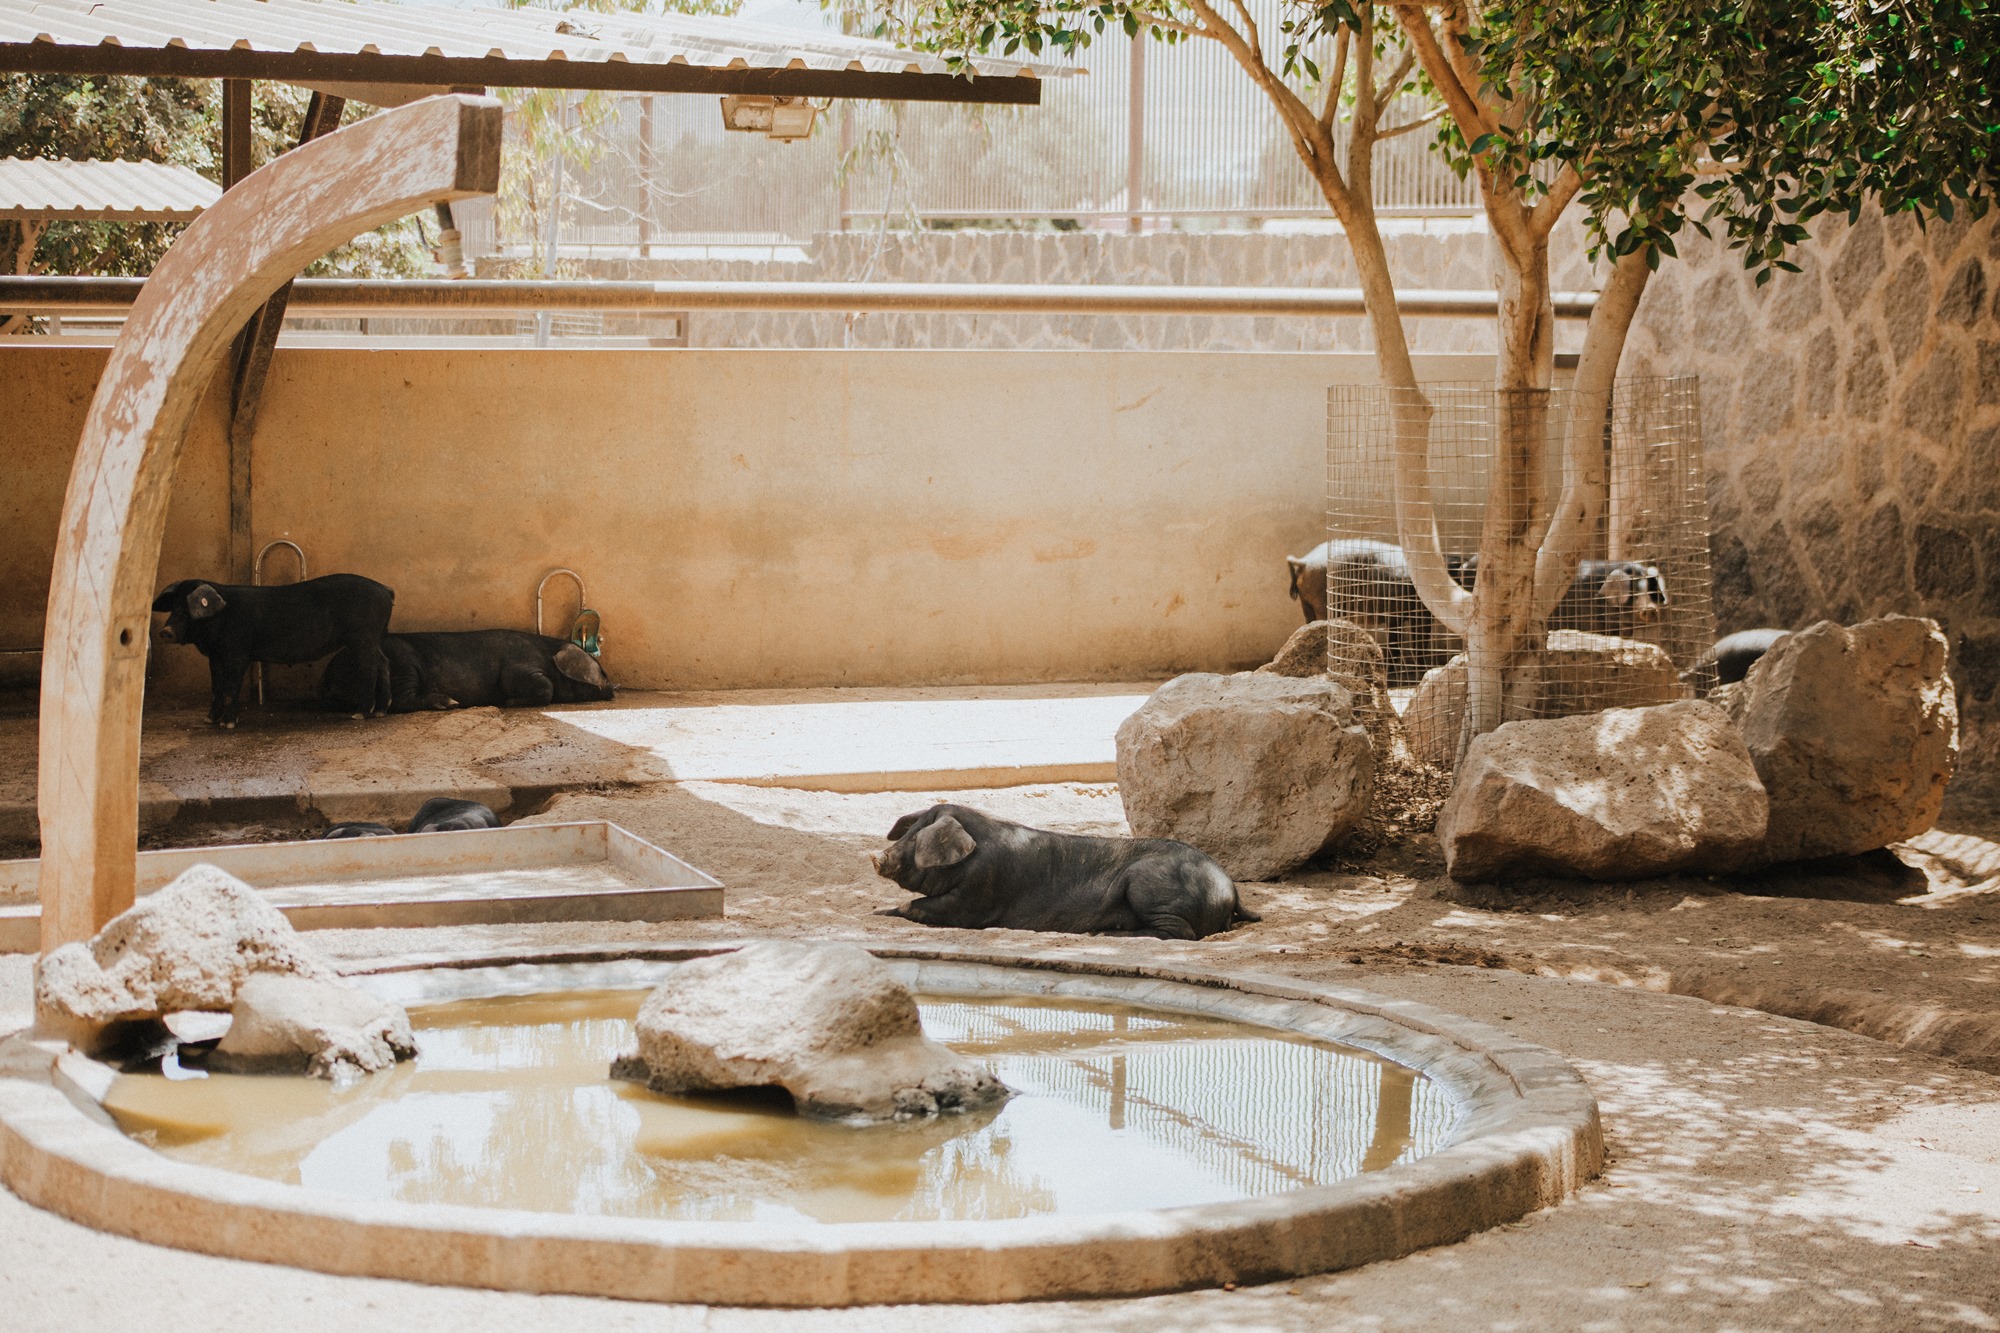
[
  {"x1": 484, "y1": 5, "x2": 1475, "y2": 253},
  {"x1": 1324, "y1": 378, "x2": 1717, "y2": 770}
]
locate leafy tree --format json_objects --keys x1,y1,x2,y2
[
  {"x1": 0, "y1": 74, "x2": 212, "y2": 277},
  {"x1": 865, "y1": 0, "x2": 1996, "y2": 753},
  {"x1": 1, "y1": 74, "x2": 434, "y2": 288}
]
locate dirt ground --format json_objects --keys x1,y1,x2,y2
[
  {"x1": 294, "y1": 776, "x2": 2000, "y2": 1078},
  {"x1": 3, "y1": 775, "x2": 1998, "y2": 1328}
]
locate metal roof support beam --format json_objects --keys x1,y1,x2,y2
[
  {"x1": 227, "y1": 90, "x2": 347, "y2": 582},
  {"x1": 220, "y1": 79, "x2": 253, "y2": 190},
  {"x1": 36, "y1": 94, "x2": 500, "y2": 952},
  {"x1": 0, "y1": 46, "x2": 1044, "y2": 105}
]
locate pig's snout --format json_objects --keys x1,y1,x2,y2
[{"x1": 869, "y1": 849, "x2": 885, "y2": 871}]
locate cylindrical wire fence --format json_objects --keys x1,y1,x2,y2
[{"x1": 1323, "y1": 378, "x2": 1716, "y2": 770}]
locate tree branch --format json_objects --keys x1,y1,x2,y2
[
  {"x1": 1126, "y1": 5, "x2": 1206, "y2": 41},
  {"x1": 1372, "y1": 50, "x2": 1416, "y2": 121},
  {"x1": 1319, "y1": 25, "x2": 1352, "y2": 133},
  {"x1": 1186, "y1": 0, "x2": 1340, "y2": 193},
  {"x1": 1533, "y1": 246, "x2": 1654, "y2": 616},
  {"x1": 1530, "y1": 163, "x2": 1585, "y2": 238},
  {"x1": 1394, "y1": 4, "x2": 1495, "y2": 141},
  {"x1": 1376, "y1": 109, "x2": 1443, "y2": 140},
  {"x1": 1226, "y1": 0, "x2": 1261, "y2": 58}
]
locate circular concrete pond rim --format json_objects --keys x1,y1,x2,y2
[{"x1": 0, "y1": 941, "x2": 1602, "y2": 1307}]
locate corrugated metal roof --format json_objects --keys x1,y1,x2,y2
[
  {"x1": 0, "y1": 0, "x2": 1074, "y2": 98},
  {"x1": 0, "y1": 156, "x2": 220, "y2": 219}
]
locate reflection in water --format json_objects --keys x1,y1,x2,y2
[{"x1": 104, "y1": 990, "x2": 1458, "y2": 1224}]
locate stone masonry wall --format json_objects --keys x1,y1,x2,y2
[{"x1": 1621, "y1": 206, "x2": 2000, "y2": 782}]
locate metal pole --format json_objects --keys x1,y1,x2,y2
[
  {"x1": 0, "y1": 276, "x2": 1603, "y2": 320},
  {"x1": 536, "y1": 98, "x2": 565, "y2": 347},
  {"x1": 637, "y1": 95, "x2": 655, "y2": 257},
  {"x1": 220, "y1": 79, "x2": 253, "y2": 190},
  {"x1": 1126, "y1": 33, "x2": 1145, "y2": 235}
]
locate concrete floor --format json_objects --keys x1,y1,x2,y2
[{"x1": 0, "y1": 683, "x2": 1155, "y2": 848}]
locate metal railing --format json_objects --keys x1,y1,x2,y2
[{"x1": 0, "y1": 275, "x2": 1598, "y2": 320}]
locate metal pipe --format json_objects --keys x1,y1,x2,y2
[
  {"x1": 536, "y1": 568, "x2": 586, "y2": 638},
  {"x1": 250, "y1": 540, "x2": 308, "y2": 707},
  {"x1": 0, "y1": 276, "x2": 1601, "y2": 319}
]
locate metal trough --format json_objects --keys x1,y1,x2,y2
[{"x1": 0, "y1": 821, "x2": 722, "y2": 952}]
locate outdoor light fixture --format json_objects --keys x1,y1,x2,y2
[{"x1": 719, "y1": 95, "x2": 819, "y2": 142}]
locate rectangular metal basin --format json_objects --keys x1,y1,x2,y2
[{"x1": 0, "y1": 821, "x2": 723, "y2": 952}]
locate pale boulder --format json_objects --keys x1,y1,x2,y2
[
  {"x1": 1259, "y1": 618, "x2": 1398, "y2": 751},
  {"x1": 1733, "y1": 616, "x2": 1957, "y2": 862},
  {"x1": 1406, "y1": 630, "x2": 1689, "y2": 769},
  {"x1": 616, "y1": 941, "x2": 1006, "y2": 1122},
  {"x1": 1438, "y1": 701, "x2": 1768, "y2": 881},
  {"x1": 210, "y1": 973, "x2": 418, "y2": 1080},
  {"x1": 1116, "y1": 672, "x2": 1373, "y2": 881},
  {"x1": 35, "y1": 864, "x2": 338, "y2": 1051}
]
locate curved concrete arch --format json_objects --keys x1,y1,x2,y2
[{"x1": 37, "y1": 95, "x2": 502, "y2": 951}]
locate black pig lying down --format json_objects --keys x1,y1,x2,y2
[
  {"x1": 319, "y1": 822, "x2": 397, "y2": 839},
  {"x1": 320, "y1": 630, "x2": 614, "y2": 713},
  {"x1": 407, "y1": 798, "x2": 499, "y2": 832},
  {"x1": 153, "y1": 574, "x2": 394, "y2": 726},
  {"x1": 873, "y1": 804, "x2": 1257, "y2": 941}
]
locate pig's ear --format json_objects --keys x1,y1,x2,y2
[
  {"x1": 1599, "y1": 568, "x2": 1633, "y2": 608},
  {"x1": 912, "y1": 815, "x2": 976, "y2": 870},
  {"x1": 151, "y1": 583, "x2": 184, "y2": 612},
  {"x1": 887, "y1": 810, "x2": 927, "y2": 841},
  {"x1": 187, "y1": 584, "x2": 227, "y2": 619},
  {"x1": 1286, "y1": 557, "x2": 1305, "y2": 600},
  {"x1": 553, "y1": 644, "x2": 606, "y2": 687}
]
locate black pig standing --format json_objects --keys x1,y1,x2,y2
[
  {"x1": 152, "y1": 574, "x2": 394, "y2": 726},
  {"x1": 873, "y1": 804, "x2": 1256, "y2": 940}
]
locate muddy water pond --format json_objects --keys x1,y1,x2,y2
[{"x1": 105, "y1": 991, "x2": 1458, "y2": 1224}]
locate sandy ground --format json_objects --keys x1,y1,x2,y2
[{"x1": 3, "y1": 777, "x2": 1998, "y2": 1328}]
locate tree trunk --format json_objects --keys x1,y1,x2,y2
[
  {"x1": 1460, "y1": 237, "x2": 1555, "y2": 758},
  {"x1": 1538, "y1": 248, "x2": 1652, "y2": 612}
]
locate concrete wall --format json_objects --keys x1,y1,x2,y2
[
  {"x1": 1623, "y1": 205, "x2": 2000, "y2": 781},
  {"x1": 3, "y1": 344, "x2": 1492, "y2": 699}
]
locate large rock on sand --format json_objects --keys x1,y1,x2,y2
[
  {"x1": 1730, "y1": 616, "x2": 1957, "y2": 862},
  {"x1": 615, "y1": 941, "x2": 1006, "y2": 1122},
  {"x1": 210, "y1": 974, "x2": 418, "y2": 1081},
  {"x1": 1438, "y1": 700, "x2": 1768, "y2": 881},
  {"x1": 1116, "y1": 672, "x2": 1374, "y2": 881},
  {"x1": 1406, "y1": 630, "x2": 1689, "y2": 769},
  {"x1": 35, "y1": 864, "x2": 338, "y2": 1051},
  {"x1": 1258, "y1": 618, "x2": 1398, "y2": 751}
]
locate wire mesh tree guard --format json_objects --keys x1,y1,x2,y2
[{"x1": 1322, "y1": 378, "x2": 1716, "y2": 771}]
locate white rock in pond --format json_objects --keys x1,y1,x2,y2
[
  {"x1": 1733, "y1": 616, "x2": 1958, "y2": 862},
  {"x1": 210, "y1": 974, "x2": 418, "y2": 1080},
  {"x1": 35, "y1": 864, "x2": 338, "y2": 1051},
  {"x1": 1438, "y1": 700, "x2": 1769, "y2": 881},
  {"x1": 1406, "y1": 630, "x2": 1690, "y2": 769},
  {"x1": 1115, "y1": 671, "x2": 1373, "y2": 881},
  {"x1": 616, "y1": 941, "x2": 1006, "y2": 1122}
]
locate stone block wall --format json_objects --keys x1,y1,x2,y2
[{"x1": 1621, "y1": 206, "x2": 2000, "y2": 782}]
